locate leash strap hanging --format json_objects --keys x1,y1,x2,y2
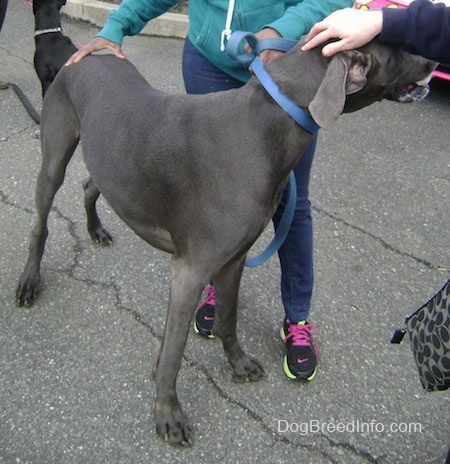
[
  {"x1": 225, "y1": 31, "x2": 319, "y2": 267},
  {"x1": 245, "y1": 171, "x2": 297, "y2": 267}
]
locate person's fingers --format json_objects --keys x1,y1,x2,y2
[
  {"x1": 320, "y1": 39, "x2": 348, "y2": 57},
  {"x1": 301, "y1": 28, "x2": 334, "y2": 52},
  {"x1": 65, "y1": 48, "x2": 90, "y2": 66},
  {"x1": 302, "y1": 9, "x2": 383, "y2": 56},
  {"x1": 303, "y1": 22, "x2": 329, "y2": 46}
]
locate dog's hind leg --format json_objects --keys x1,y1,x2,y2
[
  {"x1": 212, "y1": 257, "x2": 265, "y2": 382},
  {"x1": 82, "y1": 177, "x2": 112, "y2": 245},
  {"x1": 16, "y1": 95, "x2": 80, "y2": 307}
]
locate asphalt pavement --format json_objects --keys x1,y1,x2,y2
[{"x1": 1, "y1": 1, "x2": 449, "y2": 463}]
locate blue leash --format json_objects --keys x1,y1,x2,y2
[
  {"x1": 225, "y1": 31, "x2": 319, "y2": 267},
  {"x1": 245, "y1": 171, "x2": 297, "y2": 267}
]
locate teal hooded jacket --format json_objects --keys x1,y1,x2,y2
[{"x1": 97, "y1": 0, "x2": 354, "y2": 82}]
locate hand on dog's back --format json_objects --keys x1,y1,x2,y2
[{"x1": 65, "y1": 37, "x2": 126, "y2": 66}]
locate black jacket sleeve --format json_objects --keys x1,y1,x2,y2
[{"x1": 381, "y1": 0, "x2": 450, "y2": 63}]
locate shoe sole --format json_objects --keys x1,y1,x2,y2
[
  {"x1": 282, "y1": 356, "x2": 317, "y2": 381},
  {"x1": 193, "y1": 320, "x2": 215, "y2": 339}
]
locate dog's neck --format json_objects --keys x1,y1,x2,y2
[
  {"x1": 34, "y1": 27, "x2": 62, "y2": 37},
  {"x1": 33, "y1": 2, "x2": 62, "y2": 35},
  {"x1": 251, "y1": 57, "x2": 319, "y2": 134},
  {"x1": 264, "y1": 46, "x2": 329, "y2": 111}
]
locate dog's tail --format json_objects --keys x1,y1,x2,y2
[
  {"x1": 0, "y1": 0, "x2": 7, "y2": 33},
  {"x1": 0, "y1": 80, "x2": 41, "y2": 124}
]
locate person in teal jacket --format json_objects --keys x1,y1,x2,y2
[{"x1": 68, "y1": 0, "x2": 353, "y2": 382}]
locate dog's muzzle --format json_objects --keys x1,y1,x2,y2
[
  {"x1": 388, "y1": 82, "x2": 430, "y2": 103},
  {"x1": 387, "y1": 74, "x2": 433, "y2": 103}
]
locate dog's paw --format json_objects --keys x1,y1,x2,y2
[
  {"x1": 88, "y1": 226, "x2": 113, "y2": 246},
  {"x1": 232, "y1": 356, "x2": 265, "y2": 383},
  {"x1": 155, "y1": 401, "x2": 193, "y2": 446},
  {"x1": 16, "y1": 274, "x2": 40, "y2": 307}
]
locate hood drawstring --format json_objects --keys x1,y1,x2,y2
[{"x1": 220, "y1": 0, "x2": 236, "y2": 52}]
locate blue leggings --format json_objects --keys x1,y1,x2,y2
[{"x1": 182, "y1": 38, "x2": 315, "y2": 323}]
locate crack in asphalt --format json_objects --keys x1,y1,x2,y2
[
  {"x1": 0, "y1": 123, "x2": 38, "y2": 142},
  {"x1": 0, "y1": 189, "x2": 34, "y2": 214},
  {"x1": 312, "y1": 205, "x2": 439, "y2": 270}
]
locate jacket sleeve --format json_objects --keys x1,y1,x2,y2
[
  {"x1": 381, "y1": 0, "x2": 450, "y2": 63},
  {"x1": 266, "y1": 0, "x2": 354, "y2": 40},
  {"x1": 96, "y1": 0, "x2": 179, "y2": 44}
]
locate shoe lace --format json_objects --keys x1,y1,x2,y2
[
  {"x1": 285, "y1": 323, "x2": 322, "y2": 361},
  {"x1": 203, "y1": 284, "x2": 216, "y2": 305}
]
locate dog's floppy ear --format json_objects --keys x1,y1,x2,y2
[{"x1": 309, "y1": 50, "x2": 372, "y2": 127}]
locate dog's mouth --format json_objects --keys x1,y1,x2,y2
[
  {"x1": 387, "y1": 74, "x2": 433, "y2": 103},
  {"x1": 388, "y1": 82, "x2": 430, "y2": 103}
]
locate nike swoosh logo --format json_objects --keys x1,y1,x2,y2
[
  {"x1": 204, "y1": 315, "x2": 215, "y2": 321},
  {"x1": 297, "y1": 358, "x2": 309, "y2": 364}
]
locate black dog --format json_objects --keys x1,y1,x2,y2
[{"x1": 33, "y1": 0, "x2": 77, "y2": 96}]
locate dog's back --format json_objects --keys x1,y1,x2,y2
[{"x1": 46, "y1": 55, "x2": 168, "y2": 143}]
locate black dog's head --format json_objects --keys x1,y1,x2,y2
[{"x1": 32, "y1": 0, "x2": 67, "y2": 15}]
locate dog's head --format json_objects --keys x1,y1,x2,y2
[
  {"x1": 31, "y1": 0, "x2": 67, "y2": 14},
  {"x1": 308, "y1": 41, "x2": 437, "y2": 127}
]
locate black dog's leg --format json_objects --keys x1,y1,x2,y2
[
  {"x1": 82, "y1": 177, "x2": 112, "y2": 245},
  {"x1": 213, "y1": 257, "x2": 265, "y2": 382},
  {"x1": 154, "y1": 256, "x2": 209, "y2": 446}
]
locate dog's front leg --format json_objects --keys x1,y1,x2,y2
[
  {"x1": 213, "y1": 257, "x2": 265, "y2": 383},
  {"x1": 154, "y1": 256, "x2": 207, "y2": 446}
]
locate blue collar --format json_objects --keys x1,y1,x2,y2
[
  {"x1": 226, "y1": 31, "x2": 320, "y2": 134},
  {"x1": 225, "y1": 32, "x2": 318, "y2": 267},
  {"x1": 250, "y1": 57, "x2": 319, "y2": 134}
]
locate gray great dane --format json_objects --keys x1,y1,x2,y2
[{"x1": 16, "y1": 40, "x2": 435, "y2": 445}]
